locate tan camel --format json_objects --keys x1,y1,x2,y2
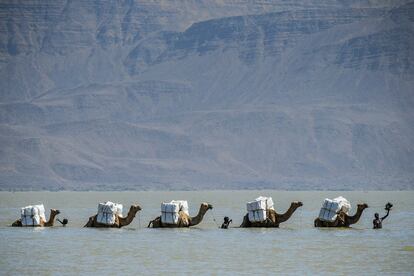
[
  {"x1": 84, "y1": 205, "x2": 141, "y2": 228},
  {"x1": 240, "y1": 201, "x2": 303, "y2": 228},
  {"x1": 148, "y1": 203, "x2": 213, "y2": 228},
  {"x1": 11, "y1": 209, "x2": 60, "y2": 227},
  {"x1": 314, "y1": 203, "x2": 368, "y2": 227}
]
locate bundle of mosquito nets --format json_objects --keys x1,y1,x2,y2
[{"x1": 161, "y1": 200, "x2": 189, "y2": 224}]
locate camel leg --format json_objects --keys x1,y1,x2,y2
[
  {"x1": 11, "y1": 219, "x2": 22, "y2": 227},
  {"x1": 240, "y1": 214, "x2": 250, "y2": 227},
  {"x1": 84, "y1": 216, "x2": 95, "y2": 227},
  {"x1": 148, "y1": 217, "x2": 161, "y2": 228}
]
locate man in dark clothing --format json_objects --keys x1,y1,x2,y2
[
  {"x1": 221, "y1": 216, "x2": 232, "y2": 229},
  {"x1": 373, "y1": 202, "x2": 392, "y2": 229}
]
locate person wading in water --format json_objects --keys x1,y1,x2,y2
[
  {"x1": 221, "y1": 216, "x2": 232, "y2": 229},
  {"x1": 373, "y1": 202, "x2": 392, "y2": 229}
]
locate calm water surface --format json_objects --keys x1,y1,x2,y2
[{"x1": 0, "y1": 191, "x2": 413, "y2": 275}]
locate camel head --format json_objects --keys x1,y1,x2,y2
[
  {"x1": 201, "y1": 203, "x2": 213, "y2": 211},
  {"x1": 130, "y1": 205, "x2": 142, "y2": 213},
  {"x1": 292, "y1": 201, "x2": 303, "y2": 208},
  {"x1": 357, "y1": 203, "x2": 368, "y2": 210},
  {"x1": 51, "y1": 209, "x2": 60, "y2": 215}
]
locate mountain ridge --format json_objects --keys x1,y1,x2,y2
[{"x1": 0, "y1": 1, "x2": 413, "y2": 190}]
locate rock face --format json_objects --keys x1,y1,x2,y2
[{"x1": 0, "y1": 1, "x2": 413, "y2": 190}]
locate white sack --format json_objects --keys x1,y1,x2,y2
[
  {"x1": 246, "y1": 196, "x2": 274, "y2": 222},
  {"x1": 318, "y1": 196, "x2": 351, "y2": 222},
  {"x1": 318, "y1": 207, "x2": 339, "y2": 222},
  {"x1": 161, "y1": 212, "x2": 180, "y2": 224},
  {"x1": 171, "y1": 200, "x2": 189, "y2": 215},
  {"x1": 161, "y1": 202, "x2": 180, "y2": 213},
  {"x1": 333, "y1": 196, "x2": 351, "y2": 214},
  {"x1": 247, "y1": 200, "x2": 266, "y2": 211},
  {"x1": 246, "y1": 196, "x2": 274, "y2": 211},
  {"x1": 160, "y1": 200, "x2": 189, "y2": 224},
  {"x1": 97, "y1": 201, "x2": 123, "y2": 225},
  {"x1": 21, "y1": 204, "x2": 46, "y2": 226},
  {"x1": 161, "y1": 202, "x2": 180, "y2": 224},
  {"x1": 248, "y1": 209, "x2": 267, "y2": 222}
]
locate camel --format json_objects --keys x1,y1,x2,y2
[
  {"x1": 84, "y1": 205, "x2": 141, "y2": 228},
  {"x1": 240, "y1": 201, "x2": 303, "y2": 228},
  {"x1": 314, "y1": 203, "x2": 368, "y2": 227},
  {"x1": 11, "y1": 209, "x2": 61, "y2": 227},
  {"x1": 148, "y1": 202, "x2": 213, "y2": 228}
]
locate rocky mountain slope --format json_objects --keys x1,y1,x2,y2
[{"x1": 0, "y1": 1, "x2": 413, "y2": 190}]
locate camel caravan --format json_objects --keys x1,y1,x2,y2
[{"x1": 11, "y1": 195, "x2": 386, "y2": 229}]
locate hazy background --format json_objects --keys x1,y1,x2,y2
[{"x1": 0, "y1": 1, "x2": 413, "y2": 190}]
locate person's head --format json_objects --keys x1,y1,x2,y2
[
  {"x1": 224, "y1": 216, "x2": 230, "y2": 223},
  {"x1": 375, "y1": 213, "x2": 379, "y2": 219}
]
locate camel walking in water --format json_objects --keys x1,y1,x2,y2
[
  {"x1": 84, "y1": 205, "x2": 141, "y2": 228},
  {"x1": 240, "y1": 201, "x2": 303, "y2": 228},
  {"x1": 148, "y1": 203, "x2": 213, "y2": 228},
  {"x1": 314, "y1": 203, "x2": 368, "y2": 227},
  {"x1": 12, "y1": 209, "x2": 61, "y2": 227}
]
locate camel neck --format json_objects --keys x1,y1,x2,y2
[
  {"x1": 190, "y1": 205, "x2": 208, "y2": 226},
  {"x1": 44, "y1": 211, "x2": 57, "y2": 227},
  {"x1": 346, "y1": 207, "x2": 365, "y2": 225},
  {"x1": 276, "y1": 204, "x2": 299, "y2": 223},
  {"x1": 118, "y1": 207, "x2": 138, "y2": 227}
]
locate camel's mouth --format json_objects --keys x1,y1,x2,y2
[{"x1": 207, "y1": 204, "x2": 213, "y2": 210}]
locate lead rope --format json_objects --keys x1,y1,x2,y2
[
  {"x1": 210, "y1": 209, "x2": 220, "y2": 228},
  {"x1": 138, "y1": 212, "x2": 141, "y2": 229}
]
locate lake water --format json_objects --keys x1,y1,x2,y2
[{"x1": 0, "y1": 191, "x2": 413, "y2": 275}]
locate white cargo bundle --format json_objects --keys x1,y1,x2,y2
[
  {"x1": 248, "y1": 209, "x2": 267, "y2": 222},
  {"x1": 96, "y1": 201, "x2": 123, "y2": 225},
  {"x1": 170, "y1": 200, "x2": 189, "y2": 215},
  {"x1": 318, "y1": 196, "x2": 351, "y2": 222},
  {"x1": 161, "y1": 200, "x2": 189, "y2": 224},
  {"x1": 21, "y1": 204, "x2": 46, "y2": 226},
  {"x1": 246, "y1": 196, "x2": 274, "y2": 222}
]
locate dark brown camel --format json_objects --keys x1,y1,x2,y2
[
  {"x1": 12, "y1": 209, "x2": 61, "y2": 227},
  {"x1": 148, "y1": 203, "x2": 213, "y2": 228},
  {"x1": 240, "y1": 201, "x2": 303, "y2": 228},
  {"x1": 314, "y1": 203, "x2": 368, "y2": 227},
  {"x1": 84, "y1": 205, "x2": 141, "y2": 228}
]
